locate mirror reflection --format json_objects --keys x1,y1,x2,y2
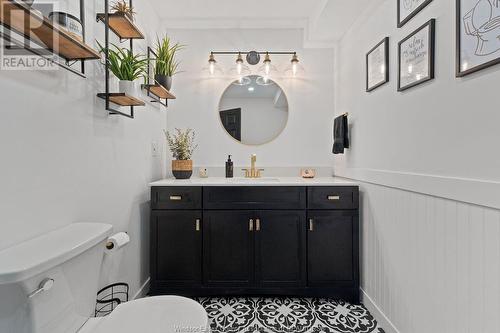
[{"x1": 219, "y1": 75, "x2": 289, "y2": 146}]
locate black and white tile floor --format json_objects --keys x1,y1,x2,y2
[{"x1": 194, "y1": 297, "x2": 385, "y2": 333}]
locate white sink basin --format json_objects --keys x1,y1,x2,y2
[{"x1": 228, "y1": 177, "x2": 281, "y2": 183}]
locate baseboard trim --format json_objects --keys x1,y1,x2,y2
[
  {"x1": 132, "y1": 277, "x2": 150, "y2": 300},
  {"x1": 361, "y1": 288, "x2": 400, "y2": 333},
  {"x1": 335, "y1": 167, "x2": 500, "y2": 210}
]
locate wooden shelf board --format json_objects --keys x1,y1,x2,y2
[
  {"x1": 143, "y1": 84, "x2": 176, "y2": 100},
  {"x1": 0, "y1": 0, "x2": 100, "y2": 60},
  {"x1": 96, "y1": 13, "x2": 144, "y2": 40},
  {"x1": 97, "y1": 93, "x2": 145, "y2": 107}
]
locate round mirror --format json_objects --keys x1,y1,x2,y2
[{"x1": 218, "y1": 75, "x2": 289, "y2": 146}]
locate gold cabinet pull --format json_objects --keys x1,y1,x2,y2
[
  {"x1": 169, "y1": 195, "x2": 182, "y2": 201},
  {"x1": 195, "y1": 219, "x2": 201, "y2": 231},
  {"x1": 249, "y1": 219, "x2": 254, "y2": 231},
  {"x1": 309, "y1": 219, "x2": 314, "y2": 231},
  {"x1": 327, "y1": 195, "x2": 340, "y2": 201},
  {"x1": 256, "y1": 218, "x2": 261, "y2": 231}
]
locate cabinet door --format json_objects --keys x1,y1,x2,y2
[
  {"x1": 307, "y1": 210, "x2": 359, "y2": 286},
  {"x1": 152, "y1": 211, "x2": 202, "y2": 286},
  {"x1": 255, "y1": 211, "x2": 306, "y2": 287},
  {"x1": 203, "y1": 211, "x2": 254, "y2": 287}
]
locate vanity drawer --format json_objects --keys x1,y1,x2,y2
[
  {"x1": 151, "y1": 187, "x2": 202, "y2": 210},
  {"x1": 307, "y1": 187, "x2": 358, "y2": 210},
  {"x1": 204, "y1": 186, "x2": 306, "y2": 210}
]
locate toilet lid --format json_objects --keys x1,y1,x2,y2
[{"x1": 90, "y1": 296, "x2": 209, "y2": 333}]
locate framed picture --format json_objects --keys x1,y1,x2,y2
[
  {"x1": 366, "y1": 37, "x2": 390, "y2": 92},
  {"x1": 456, "y1": 0, "x2": 500, "y2": 77},
  {"x1": 398, "y1": 19, "x2": 435, "y2": 91},
  {"x1": 398, "y1": 0, "x2": 433, "y2": 27}
]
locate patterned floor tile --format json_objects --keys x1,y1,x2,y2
[{"x1": 193, "y1": 297, "x2": 384, "y2": 333}]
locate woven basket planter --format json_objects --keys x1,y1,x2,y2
[{"x1": 172, "y1": 160, "x2": 193, "y2": 179}]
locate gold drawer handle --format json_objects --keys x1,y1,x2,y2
[
  {"x1": 327, "y1": 195, "x2": 340, "y2": 201},
  {"x1": 195, "y1": 219, "x2": 201, "y2": 231},
  {"x1": 256, "y1": 219, "x2": 261, "y2": 231},
  {"x1": 249, "y1": 219, "x2": 254, "y2": 231},
  {"x1": 169, "y1": 195, "x2": 182, "y2": 201},
  {"x1": 309, "y1": 219, "x2": 314, "y2": 232}
]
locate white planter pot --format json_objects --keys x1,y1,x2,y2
[
  {"x1": 109, "y1": 75, "x2": 119, "y2": 92},
  {"x1": 119, "y1": 80, "x2": 139, "y2": 98}
]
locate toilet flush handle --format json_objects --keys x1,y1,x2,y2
[{"x1": 28, "y1": 278, "x2": 54, "y2": 298}]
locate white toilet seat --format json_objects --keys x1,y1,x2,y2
[{"x1": 84, "y1": 296, "x2": 209, "y2": 333}]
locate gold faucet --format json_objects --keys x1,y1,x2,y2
[{"x1": 242, "y1": 154, "x2": 264, "y2": 178}]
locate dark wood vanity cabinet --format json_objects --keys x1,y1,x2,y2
[{"x1": 150, "y1": 185, "x2": 359, "y2": 302}]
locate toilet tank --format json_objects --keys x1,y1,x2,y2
[{"x1": 0, "y1": 223, "x2": 113, "y2": 333}]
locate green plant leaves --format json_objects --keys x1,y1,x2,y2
[
  {"x1": 154, "y1": 35, "x2": 185, "y2": 77},
  {"x1": 165, "y1": 128, "x2": 197, "y2": 160},
  {"x1": 97, "y1": 40, "x2": 148, "y2": 81}
]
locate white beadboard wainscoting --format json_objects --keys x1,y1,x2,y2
[{"x1": 358, "y1": 181, "x2": 500, "y2": 333}]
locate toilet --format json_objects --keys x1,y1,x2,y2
[{"x1": 0, "y1": 223, "x2": 209, "y2": 333}]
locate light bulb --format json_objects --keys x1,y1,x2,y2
[
  {"x1": 205, "y1": 53, "x2": 223, "y2": 76},
  {"x1": 236, "y1": 53, "x2": 244, "y2": 75},
  {"x1": 263, "y1": 53, "x2": 271, "y2": 75},
  {"x1": 264, "y1": 62, "x2": 270, "y2": 75},
  {"x1": 285, "y1": 53, "x2": 304, "y2": 78},
  {"x1": 230, "y1": 53, "x2": 250, "y2": 77},
  {"x1": 292, "y1": 62, "x2": 298, "y2": 76}
]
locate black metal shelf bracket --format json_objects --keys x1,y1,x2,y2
[
  {"x1": 143, "y1": 46, "x2": 169, "y2": 108},
  {"x1": 98, "y1": 0, "x2": 135, "y2": 119}
]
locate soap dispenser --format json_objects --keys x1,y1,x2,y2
[{"x1": 225, "y1": 155, "x2": 233, "y2": 178}]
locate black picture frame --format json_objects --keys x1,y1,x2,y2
[
  {"x1": 366, "y1": 37, "x2": 390, "y2": 92},
  {"x1": 456, "y1": 0, "x2": 500, "y2": 77},
  {"x1": 398, "y1": 19, "x2": 436, "y2": 91},
  {"x1": 397, "y1": 0, "x2": 433, "y2": 28}
]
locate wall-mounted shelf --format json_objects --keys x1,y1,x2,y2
[
  {"x1": 143, "y1": 46, "x2": 177, "y2": 108},
  {"x1": 142, "y1": 84, "x2": 176, "y2": 100},
  {"x1": 0, "y1": 0, "x2": 100, "y2": 61},
  {"x1": 97, "y1": 93, "x2": 145, "y2": 107},
  {"x1": 96, "y1": 13, "x2": 144, "y2": 40}
]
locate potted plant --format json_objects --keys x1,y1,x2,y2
[
  {"x1": 165, "y1": 128, "x2": 197, "y2": 179},
  {"x1": 154, "y1": 35, "x2": 184, "y2": 91},
  {"x1": 110, "y1": 0, "x2": 136, "y2": 21},
  {"x1": 97, "y1": 41, "x2": 147, "y2": 99}
]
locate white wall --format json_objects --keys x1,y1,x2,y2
[
  {"x1": 163, "y1": 28, "x2": 335, "y2": 170},
  {"x1": 334, "y1": 0, "x2": 500, "y2": 332},
  {"x1": 0, "y1": 0, "x2": 165, "y2": 298},
  {"x1": 219, "y1": 97, "x2": 288, "y2": 145},
  {"x1": 359, "y1": 182, "x2": 500, "y2": 333}
]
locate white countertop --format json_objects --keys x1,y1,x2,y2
[{"x1": 149, "y1": 177, "x2": 358, "y2": 187}]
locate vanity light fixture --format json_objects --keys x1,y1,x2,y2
[{"x1": 206, "y1": 50, "x2": 302, "y2": 80}]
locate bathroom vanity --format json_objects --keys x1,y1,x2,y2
[{"x1": 149, "y1": 177, "x2": 359, "y2": 302}]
